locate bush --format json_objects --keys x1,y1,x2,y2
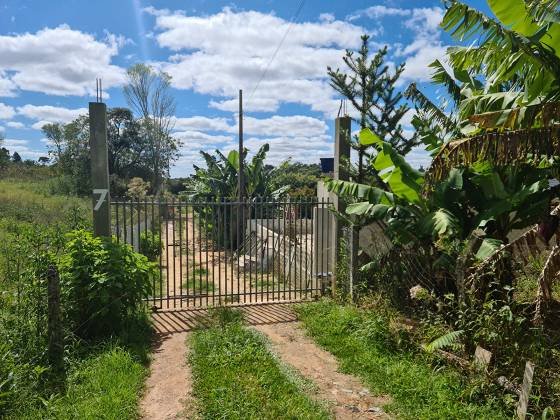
[
  {"x1": 139, "y1": 231, "x2": 162, "y2": 261},
  {"x1": 60, "y1": 230, "x2": 156, "y2": 339}
]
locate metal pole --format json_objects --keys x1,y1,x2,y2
[{"x1": 238, "y1": 89, "x2": 244, "y2": 201}]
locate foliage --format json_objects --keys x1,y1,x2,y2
[
  {"x1": 127, "y1": 177, "x2": 151, "y2": 199},
  {"x1": 0, "y1": 174, "x2": 151, "y2": 418},
  {"x1": 328, "y1": 34, "x2": 417, "y2": 183},
  {"x1": 296, "y1": 301, "x2": 506, "y2": 418},
  {"x1": 188, "y1": 144, "x2": 287, "y2": 200},
  {"x1": 405, "y1": 0, "x2": 560, "y2": 184},
  {"x1": 59, "y1": 230, "x2": 156, "y2": 339},
  {"x1": 423, "y1": 330, "x2": 464, "y2": 353},
  {"x1": 190, "y1": 309, "x2": 329, "y2": 419},
  {"x1": 139, "y1": 231, "x2": 162, "y2": 262},
  {"x1": 124, "y1": 64, "x2": 180, "y2": 195},
  {"x1": 269, "y1": 160, "x2": 322, "y2": 198}
]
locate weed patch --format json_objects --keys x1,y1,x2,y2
[{"x1": 295, "y1": 300, "x2": 507, "y2": 419}]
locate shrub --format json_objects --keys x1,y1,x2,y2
[
  {"x1": 139, "y1": 231, "x2": 162, "y2": 261},
  {"x1": 60, "y1": 230, "x2": 156, "y2": 339}
]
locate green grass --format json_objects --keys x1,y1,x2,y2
[
  {"x1": 189, "y1": 308, "x2": 329, "y2": 420},
  {"x1": 0, "y1": 178, "x2": 89, "y2": 227},
  {"x1": 183, "y1": 268, "x2": 215, "y2": 294},
  {"x1": 18, "y1": 345, "x2": 148, "y2": 419},
  {"x1": 295, "y1": 300, "x2": 507, "y2": 420},
  {"x1": 7, "y1": 310, "x2": 153, "y2": 420},
  {"x1": 1, "y1": 174, "x2": 150, "y2": 419}
]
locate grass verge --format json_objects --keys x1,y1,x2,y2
[
  {"x1": 189, "y1": 308, "x2": 329, "y2": 420},
  {"x1": 295, "y1": 300, "x2": 507, "y2": 420},
  {"x1": 9, "y1": 314, "x2": 152, "y2": 419}
]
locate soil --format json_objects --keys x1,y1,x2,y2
[
  {"x1": 140, "y1": 332, "x2": 194, "y2": 420},
  {"x1": 255, "y1": 321, "x2": 392, "y2": 420}
]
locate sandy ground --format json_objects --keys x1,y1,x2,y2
[
  {"x1": 140, "y1": 332, "x2": 193, "y2": 420},
  {"x1": 255, "y1": 322, "x2": 392, "y2": 420}
]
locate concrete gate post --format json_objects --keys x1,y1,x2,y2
[
  {"x1": 89, "y1": 102, "x2": 111, "y2": 237},
  {"x1": 331, "y1": 116, "x2": 351, "y2": 294}
]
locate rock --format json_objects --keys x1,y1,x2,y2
[{"x1": 367, "y1": 406, "x2": 384, "y2": 414}]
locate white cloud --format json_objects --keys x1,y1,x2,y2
[
  {"x1": 173, "y1": 116, "x2": 231, "y2": 132},
  {"x1": 6, "y1": 121, "x2": 24, "y2": 129},
  {"x1": 173, "y1": 114, "x2": 328, "y2": 138},
  {"x1": 0, "y1": 102, "x2": 15, "y2": 120},
  {"x1": 399, "y1": 8, "x2": 446, "y2": 83},
  {"x1": 0, "y1": 25, "x2": 126, "y2": 97},
  {"x1": 242, "y1": 115, "x2": 327, "y2": 138},
  {"x1": 404, "y1": 7, "x2": 444, "y2": 35},
  {"x1": 3, "y1": 138, "x2": 45, "y2": 160},
  {"x1": 244, "y1": 134, "x2": 332, "y2": 166},
  {"x1": 169, "y1": 113, "x2": 332, "y2": 176},
  {"x1": 349, "y1": 6, "x2": 411, "y2": 21},
  {"x1": 148, "y1": 7, "x2": 365, "y2": 116},
  {"x1": 17, "y1": 104, "x2": 87, "y2": 127},
  {"x1": 174, "y1": 130, "x2": 234, "y2": 144}
]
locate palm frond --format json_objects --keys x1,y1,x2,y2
[
  {"x1": 468, "y1": 102, "x2": 560, "y2": 129},
  {"x1": 404, "y1": 83, "x2": 458, "y2": 135},
  {"x1": 443, "y1": 2, "x2": 560, "y2": 80},
  {"x1": 325, "y1": 179, "x2": 394, "y2": 204},
  {"x1": 527, "y1": 0, "x2": 560, "y2": 25},
  {"x1": 429, "y1": 60, "x2": 463, "y2": 104},
  {"x1": 426, "y1": 125, "x2": 560, "y2": 183},
  {"x1": 423, "y1": 330, "x2": 464, "y2": 353}
]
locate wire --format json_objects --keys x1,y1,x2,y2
[{"x1": 246, "y1": 0, "x2": 306, "y2": 106}]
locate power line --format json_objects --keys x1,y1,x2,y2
[{"x1": 246, "y1": 0, "x2": 306, "y2": 106}]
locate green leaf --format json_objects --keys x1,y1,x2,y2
[
  {"x1": 359, "y1": 128, "x2": 381, "y2": 146},
  {"x1": 423, "y1": 330, "x2": 464, "y2": 353},
  {"x1": 346, "y1": 202, "x2": 391, "y2": 219},
  {"x1": 326, "y1": 179, "x2": 394, "y2": 204},
  {"x1": 488, "y1": 0, "x2": 539, "y2": 38},
  {"x1": 475, "y1": 238, "x2": 503, "y2": 261},
  {"x1": 227, "y1": 150, "x2": 240, "y2": 170}
]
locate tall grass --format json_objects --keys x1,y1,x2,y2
[
  {"x1": 296, "y1": 300, "x2": 507, "y2": 419},
  {"x1": 0, "y1": 173, "x2": 151, "y2": 419}
]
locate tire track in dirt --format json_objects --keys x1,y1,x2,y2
[
  {"x1": 140, "y1": 332, "x2": 194, "y2": 420},
  {"x1": 255, "y1": 320, "x2": 392, "y2": 420}
]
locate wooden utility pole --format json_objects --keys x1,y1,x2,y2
[{"x1": 238, "y1": 89, "x2": 244, "y2": 201}]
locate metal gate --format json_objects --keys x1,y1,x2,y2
[{"x1": 111, "y1": 198, "x2": 333, "y2": 309}]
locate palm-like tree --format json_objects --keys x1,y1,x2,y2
[{"x1": 406, "y1": 0, "x2": 560, "y2": 182}]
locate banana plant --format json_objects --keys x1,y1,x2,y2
[
  {"x1": 328, "y1": 128, "x2": 555, "y2": 265},
  {"x1": 187, "y1": 144, "x2": 288, "y2": 200}
]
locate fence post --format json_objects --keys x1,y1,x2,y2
[
  {"x1": 347, "y1": 225, "x2": 359, "y2": 302},
  {"x1": 89, "y1": 101, "x2": 111, "y2": 237},
  {"x1": 332, "y1": 116, "x2": 352, "y2": 294},
  {"x1": 47, "y1": 265, "x2": 64, "y2": 376}
]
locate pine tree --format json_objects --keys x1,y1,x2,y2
[{"x1": 328, "y1": 35, "x2": 417, "y2": 184}]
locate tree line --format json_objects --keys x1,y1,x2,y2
[{"x1": 40, "y1": 64, "x2": 180, "y2": 196}]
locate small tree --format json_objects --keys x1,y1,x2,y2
[
  {"x1": 11, "y1": 152, "x2": 21, "y2": 163},
  {"x1": 124, "y1": 64, "x2": 180, "y2": 195},
  {"x1": 328, "y1": 35, "x2": 417, "y2": 184},
  {"x1": 127, "y1": 177, "x2": 150, "y2": 199}
]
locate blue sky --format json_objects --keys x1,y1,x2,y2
[{"x1": 0, "y1": 0, "x2": 490, "y2": 176}]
